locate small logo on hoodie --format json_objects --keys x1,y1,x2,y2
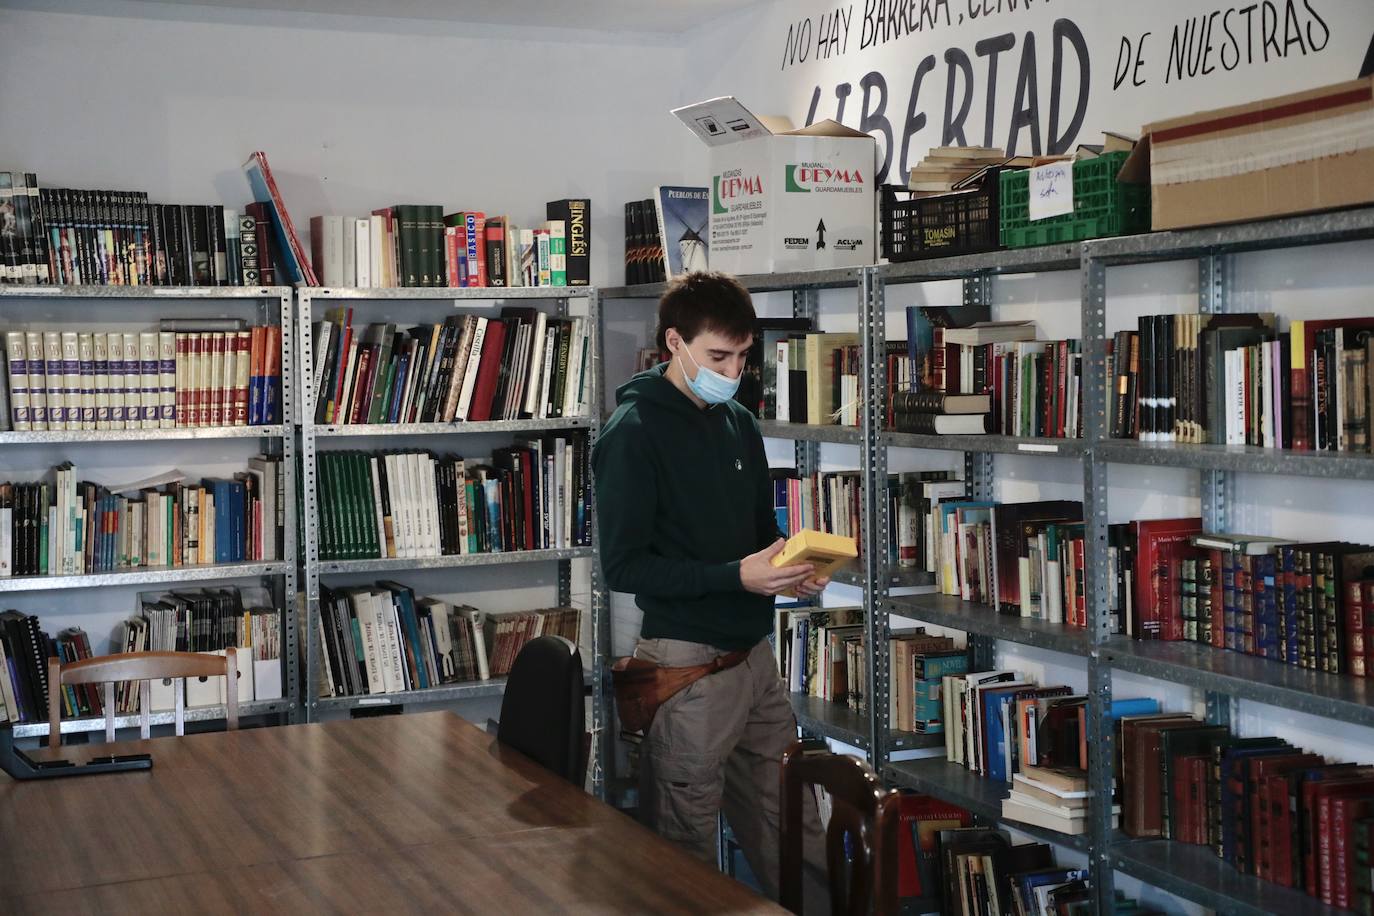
[{"x1": 735, "y1": 458, "x2": 743, "y2": 471}]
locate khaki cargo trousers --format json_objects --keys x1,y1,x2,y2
[{"x1": 634, "y1": 636, "x2": 828, "y2": 908}]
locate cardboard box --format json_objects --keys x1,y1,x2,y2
[
  {"x1": 673, "y1": 97, "x2": 876, "y2": 275},
  {"x1": 1121, "y1": 76, "x2": 1374, "y2": 231}
]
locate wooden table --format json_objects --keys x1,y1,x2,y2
[{"x1": 0, "y1": 711, "x2": 783, "y2": 915}]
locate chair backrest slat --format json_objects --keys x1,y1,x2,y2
[
  {"x1": 780, "y1": 741, "x2": 900, "y2": 916},
  {"x1": 47, "y1": 649, "x2": 239, "y2": 749}
]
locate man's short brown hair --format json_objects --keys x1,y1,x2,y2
[{"x1": 655, "y1": 272, "x2": 756, "y2": 350}]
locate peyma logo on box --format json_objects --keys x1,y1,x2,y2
[
  {"x1": 784, "y1": 163, "x2": 865, "y2": 194},
  {"x1": 713, "y1": 171, "x2": 763, "y2": 214}
]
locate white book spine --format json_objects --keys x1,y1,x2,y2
[
  {"x1": 311, "y1": 322, "x2": 333, "y2": 419},
  {"x1": 1261, "y1": 339, "x2": 1275, "y2": 450},
  {"x1": 420, "y1": 454, "x2": 438, "y2": 557},
  {"x1": 92, "y1": 331, "x2": 110, "y2": 429},
  {"x1": 122, "y1": 333, "x2": 141, "y2": 430},
  {"x1": 4, "y1": 331, "x2": 31, "y2": 430},
  {"x1": 60, "y1": 332, "x2": 81, "y2": 431},
  {"x1": 455, "y1": 317, "x2": 487, "y2": 421},
  {"x1": 138, "y1": 332, "x2": 159, "y2": 429},
  {"x1": 380, "y1": 592, "x2": 405, "y2": 691},
  {"x1": 44, "y1": 331, "x2": 66, "y2": 430},
  {"x1": 398, "y1": 453, "x2": 416, "y2": 558},
  {"x1": 354, "y1": 218, "x2": 371, "y2": 288},
  {"x1": 77, "y1": 332, "x2": 96, "y2": 429},
  {"x1": 24, "y1": 332, "x2": 47, "y2": 429},
  {"x1": 368, "y1": 215, "x2": 386, "y2": 289},
  {"x1": 105, "y1": 331, "x2": 125, "y2": 427},
  {"x1": 561, "y1": 319, "x2": 582, "y2": 418},
  {"x1": 455, "y1": 459, "x2": 470, "y2": 555},
  {"x1": 522, "y1": 311, "x2": 547, "y2": 416},
  {"x1": 341, "y1": 217, "x2": 357, "y2": 288},
  {"x1": 158, "y1": 331, "x2": 176, "y2": 428},
  {"x1": 538, "y1": 325, "x2": 556, "y2": 418}
]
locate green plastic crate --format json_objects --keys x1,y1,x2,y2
[{"x1": 999, "y1": 151, "x2": 1150, "y2": 248}]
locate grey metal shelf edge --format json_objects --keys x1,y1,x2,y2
[
  {"x1": 884, "y1": 759, "x2": 1091, "y2": 853},
  {"x1": 5, "y1": 698, "x2": 296, "y2": 739},
  {"x1": 885, "y1": 595, "x2": 1089, "y2": 656},
  {"x1": 0, "y1": 563, "x2": 292, "y2": 596},
  {"x1": 1103, "y1": 636, "x2": 1374, "y2": 729},
  {"x1": 1084, "y1": 205, "x2": 1374, "y2": 264},
  {"x1": 1096, "y1": 438, "x2": 1374, "y2": 480},
  {"x1": 0, "y1": 285, "x2": 293, "y2": 299},
  {"x1": 883, "y1": 431, "x2": 1087, "y2": 457},
  {"x1": 1112, "y1": 838, "x2": 1349, "y2": 916},
  {"x1": 757, "y1": 420, "x2": 862, "y2": 444},
  {"x1": 601, "y1": 265, "x2": 862, "y2": 299},
  {"x1": 300, "y1": 285, "x2": 596, "y2": 300},
  {"x1": 316, "y1": 546, "x2": 596, "y2": 574},
  {"x1": 0, "y1": 425, "x2": 286, "y2": 445},
  {"x1": 877, "y1": 242, "x2": 1081, "y2": 281},
  {"x1": 788, "y1": 692, "x2": 943, "y2": 753},
  {"x1": 314, "y1": 671, "x2": 592, "y2": 713},
  {"x1": 831, "y1": 567, "x2": 934, "y2": 589},
  {"x1": 314, "y1": 417, "x2": 593, "y2": 438}
]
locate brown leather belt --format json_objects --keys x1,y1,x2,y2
[{"x1": 610, "y1": 649, "x2": 749, "y2": 733}]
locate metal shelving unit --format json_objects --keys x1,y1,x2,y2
[
  {"x1": 885, "y1": 595, "x2": 1088, "y2": 656},
  {"x1": 0, "y1": 285, "x2": 301, "y2": 743},
  {"x1": 295, "y1": 285, "x2": 611, "y2": 798},
  {"x1": 1079, "y1": 206, "x2": 1374, "y2": 913}
]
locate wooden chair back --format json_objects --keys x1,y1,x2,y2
[
  {"x1": 780, "y1": 741, "x2": 900, "y2": 916},
  {"x1": 47, "y1": 649, "x2": 239, "y2": 748}
]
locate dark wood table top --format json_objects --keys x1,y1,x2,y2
[{"x1": 1, "y1": 711, "x2": 783, "y2": 915}]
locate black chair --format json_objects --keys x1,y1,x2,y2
[
  {"x1": 780, "y1": 741, "x2": 900, "y2": 916},
  {"x1": 494, "y1": 635, "x2": 588, "y2": 786}
]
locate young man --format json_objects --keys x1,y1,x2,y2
[{"x1": 593, "y1": 271, "x2": 826, "y2": 903}]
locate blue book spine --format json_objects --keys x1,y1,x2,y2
[
  {"x1": 912, "y1": 653, "x2": 969, "y2": 681},
  {"x1": 1107, "y1": 697, "x2": 1161, "y2": 719},
  {"x1": 1256, "y1": 554, "x2": 1279, "y2": 660},
  {"x1": 1280, "y1": 546, "x2": 1299, "y2": 665},
  {"x1": 234, "y1": 481, "x2": 246, "y2": 562},
  {"x1": 483, "y1": 478, "x2": 502, "y2": 552},
  {"x1": 397, "y1": 591, "x2": 427, "y2": 690},
  {"x1": 982, "y1": 691, "x2": 1014, "y2": 783},
  {"x1": 913, "y1": 679, "x2": 943, "y2": 729},
  {"x1": 387, "y1": 353, "x2": 409, "y2": 424}
]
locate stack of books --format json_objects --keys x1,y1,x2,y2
[
  {"x1": 906, "y1": 146, "x2": 1006, "y2": 195},
  {"x1": 1003, "y1": 765, "x2": 1100, "y2": 836}
]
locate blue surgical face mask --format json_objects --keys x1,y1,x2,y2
[{"x1": 677, "y1": 342, "x2": 741, "y2": 405}]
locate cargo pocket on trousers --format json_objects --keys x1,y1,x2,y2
[{"x1": 649, "y1": 751, "x2": 724, "y2": 851}]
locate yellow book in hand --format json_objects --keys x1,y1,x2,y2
[{"x1": 770, "y1": 529, "x2": 858, "y2": 597}]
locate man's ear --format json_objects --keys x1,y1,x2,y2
[{"x1": 664, "y1": 327, "x2": 681, "y2": 352}]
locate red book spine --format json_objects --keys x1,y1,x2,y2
[
  {"x1": 192, "y1": 333, "x2": 207, "y2": 427},
  {"x1": 1345, "y1": 579, "x2": 1366, "y2": 677},
  {"x1": 1056, "y1": 340, "x2": 1069, "y2": 437},
  {"x1": 331, "y1": 312, "x2": 353, "y2": 425},
  {"x1": 445, "y1": 226, "x2": 460, "y2": 288},
  {"x1": 454, "y1": 219, "x2": 469, "y2": 286},
  {"x1": 1332, "y1": 796, "x2": 1352, "y2": 909},
  {"x1": 347, "y1": 347, "x2": 373, "y2": 425},
  {"x1": 466, "y1": 320, "x2": 506, "y2": 423},
  {"x1": 931, "y1": 327, "x2": 946, "y2": 391},
  {"x1": 1319, "y1": 793, "x2": 1335, "y2": 904},
  {"x1": 1364, "y1": 581, "x2": 1374, "y2": 679},
  {"x1": 1209, "y1": 548, "x2": 1226, "y2": 648},
  {"x1": 211, "y1": 332, "x2": 227, "y2": 427}
]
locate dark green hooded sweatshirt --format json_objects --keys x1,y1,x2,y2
[{"x1": 592, "y1": 364, "x2": 779, "y2": 651}]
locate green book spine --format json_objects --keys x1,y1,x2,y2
[
  {"x1": 348, "y1": 452, "x2": 366, "y2": 559},
  {"x1": 317, "y1": 453, "x2": 334, "y2": 559},
  {"x1": 39, "y1": 484, "x2": 50, "y2": 574},
  {"x1": 367, "y1": 326, "x2": 396, "y2": 424},
  {"x1": 431, "y1": 205, "x2": 446, "y2": 288},
  {"x1": 362, "y1": 453, "x2": 380, "y2": 557},
  {"x1": 375, "y1": 359, "x2": 398, "y2": 426},
  {"x1": 398, "y1": 206, "x2": 420, "y2": 288},
  {"x1": 548, "y1": 220, "x2": 567, "y2": 286}
]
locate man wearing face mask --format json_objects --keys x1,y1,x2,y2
[{"x1": 593, "y1": 271, "x2": 827, "y2": 905}]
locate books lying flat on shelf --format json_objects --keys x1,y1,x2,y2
[
  {"x1": 315, "y1": 579, "x2": 581, "y2": 699},
  {"x1": 315, "y1": 435, "x2": 591, "y2": 561},
  {"x1": 311, "y1": 308, "x2": 589, "y2": 425},
  {"x1": 3, "y1": 323, "x2": 282, "y2": 431},
  {"x1": 0, "y1": 456, "x2": 285, "y2": 578},
  {"x1": 1110, "y1": 312, "x2": 1374, "y2": 451},
  {"x1": 906, "y1": 146, "x2": 1005, "y2": 194}
]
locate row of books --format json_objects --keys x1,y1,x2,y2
[
  {"x1": 309, "y1": 200, "x2": 589, "y2": 289},
  {"x1": 932, "y1": 827, "x2": 1151, "y2": 916},
  {"x1": 312, "y1": 307, "x2": 590, "y2": 426},
  {"x1": 1120, "y1": 713, "x2": 1374, "y2": 910},
  {"x1": 0, "y1": 173, "x2": 274, "y2": 287},
  {"x1": 1109, "y1": 312, "x2": 1374, "y2": 450},
  {"x1": 315, "y1": 437, "x2": 590, "y2": 561},
  {"x1": 0, "y1": 457, "x2": 284, "y2": 578},
  {"x1": 770, "y1": 469, "x2": 862, "y2": 551},
  {"x1": 623, "y1": 198, "x2": 669, "y2": 285},
  {"x1": 0, "y1": 588, "x2": 282, "y2": 724},
  {"x1": 1134, "y1": 522, "x2": 1374, "y2": 677},
  {"x1": 757, "y1": 329, "x2": 861, "y2": 426},
  {"x1": 316, "y1": 580, "x2": 580, "y2": 699},
  {"x1": 3, "y1": 323, "x2": 282, "y2": 432}
]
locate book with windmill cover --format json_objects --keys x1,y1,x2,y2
[{"x1": 653, "y1": 186, "x2": 708, "y2": 279}]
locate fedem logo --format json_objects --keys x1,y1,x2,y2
[
  {"x1": 784, "y1": 164, "x2": 865, "y2": 193},
  {"x1": 713, "y1": 173, "x2": 763, "y2": 213}
]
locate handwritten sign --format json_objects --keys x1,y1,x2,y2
[{"x1": 1029, "y1": 161, "x2": 1075, "y2": 221}]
